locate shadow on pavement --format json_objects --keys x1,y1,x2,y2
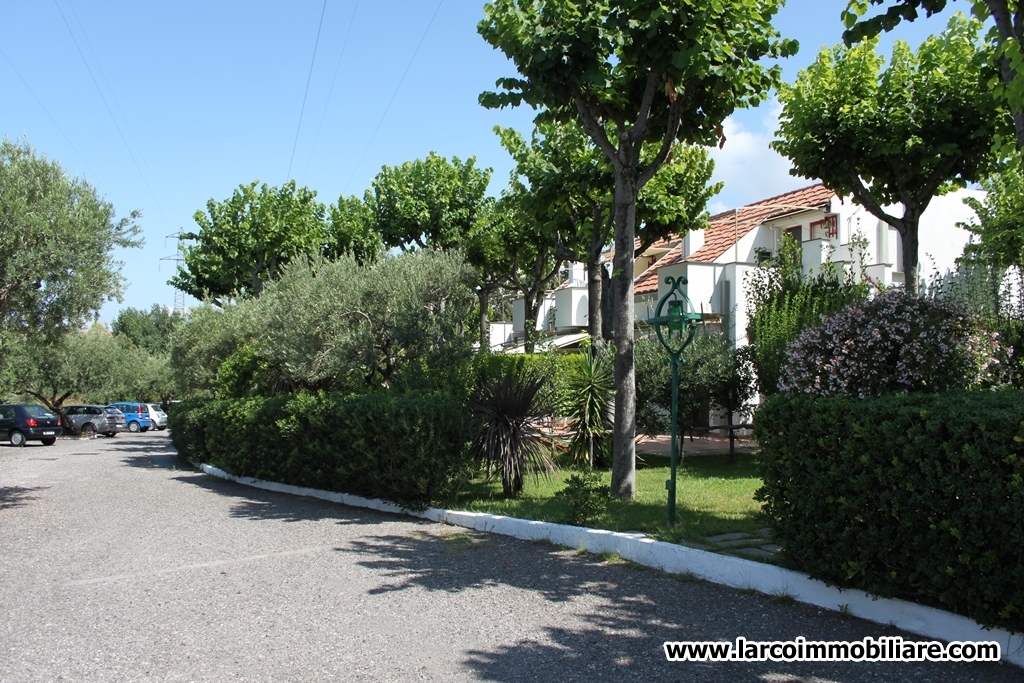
[
  {"x1": 0, "y1": 485, "x2": 49, "y2": 510},
  {"x1": 340, "y1": 530, "x2": 1022, "y2": 683},
  {"x1": 147, "y1": 445, "x2": 1020, "y2": 681}
]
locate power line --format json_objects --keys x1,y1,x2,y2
[
  {"x1": 65, "y1": 0, "x2": 174, "y2": 224},
  {"x1": 343, "y1": 0, "x2": 444, "y2": 195},
  {"x1": 52, "y1": 0, "x2": 170, "y2": 225},
  {"x1": 0, "y1": 46, "x2": 115, "y2": 201},
  {"x1": 301, "y1": 0, "x2": 360, "y2": 185},
  {"x1": 286, "y1": 0, "x2": 329, "y2": 182}
]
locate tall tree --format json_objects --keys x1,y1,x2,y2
[
  {"x1": 464, "y1": 197, "x2": 517, "y2": 351},
  {"x1": 842, "y1": 0, "x2": 1024, "y2": 149},
  {"x1": 772, "y1": 15, "x2": 1000, "y2": 295},
  {"x1": 496, "y1": 120, "x2": 720, "y2": 345},
  {"x1": 370, "y1": 152, "x2": 492, "y2": 251},
  {"x1": 111, "y1": 304, "x2": 183, "y2": 355},
  {"x1": 171, "y1": 180, "x2": 325, "y2": 302},
  {"x1": 479, "y1": 0, "x2": 794, "y2": 498},
  {"x1": 0, "y1": 138, "x2": 141, "y2": 341},
  {"x1": 324, "y1": 194, "x2": 383, "y2": 264}
]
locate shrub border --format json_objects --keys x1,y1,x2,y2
[{"x1": 202, "y1": 463, "x2": 1024, "y2": 669}]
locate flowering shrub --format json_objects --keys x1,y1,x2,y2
[{"x1": 779, "y1": 289, "x2": 1001, "y2": 397}]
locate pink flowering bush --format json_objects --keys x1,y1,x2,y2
[{"x1": 779, "y1": 289, "x2": 1002, "y2": 397}]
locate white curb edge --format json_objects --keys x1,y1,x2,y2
[{"x1": 201, "y1": 463, "x2": 1024, "y2": 669}]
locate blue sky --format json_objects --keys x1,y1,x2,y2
[{"x1": 1, "y1": 0, "x2": 960, "y2": 324}]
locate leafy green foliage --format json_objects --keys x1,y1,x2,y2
[
  {"x1": 842, "y1": 0, "x2": 1024, "y2": 149},
  {"x1": 171, "y1": 180, "x2": 326, "y2": 300},
  {"x1": 479, "y1": 0, "x2": 796, "y2": 498},
  {"x1": 773, "y1": 15, "x2": 1001, "y2": 293},
  {"x1": 563, "y1": 349, "x2": 614, "y2": 468},
  {"x1": 169, "y1": 390, "x2": 476, "y2": 510},
  {"x1": 961, "y1": 160, "x2": 1024, "y2": 271},
  {"x1": 472, "y1": 370, "x2": 555, "y2": 498},
  {"x1": 7, "y1": 325, "x2": 170, "y2": 426},
  {"x1": 746, "y1": 236, "x2": 870, "y2": 395},
  {"x1": 324, "y1": 194, "x2": 383, "y2": 264},
  {"x1": 111, "y1": 304, "x2": 182, "y2": 355},
  {"x1": 755, "y1": 391, "x2": 1024, "y2": 631},
  {"x1": 169, "y1": 250, "x2": 477, "y2": 397},
  {"x1": 556, "y1": 468, "x2": 610, "y2": 527},
  {"x1": 370, "y1": 152, "x2": 491, "y2": 251},
  {"x1": 0, "y1": 138, "x2": 141, "y2": 342}
]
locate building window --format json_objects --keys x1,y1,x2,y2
[
  {"x1": 809, "y1": 215, "x2": 839, "y2": 240},
  {"x1": 784, "y1": 225, "x2": 802, "y2": 243}
]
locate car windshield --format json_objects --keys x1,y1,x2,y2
[
  {"x1": 104, "y1": 407, "x2": 123, "y2": 415},
  {"x1": 23, "y1": 405, "x2": 54, "y2": 418}
]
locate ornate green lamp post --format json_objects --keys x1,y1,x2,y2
[{"x1": 649, "y1": 275, "x2": 703, "y2": 525}]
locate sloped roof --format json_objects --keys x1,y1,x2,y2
[
  {"x1": 634, "y1": 241, "x2": 683, "y2": 295},
  {"x1": 684, "y1": 183, "x2": 836, "y2": 264}
]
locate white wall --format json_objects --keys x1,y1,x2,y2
[{"x1": 555, "y1": 286, "x2": 588, "y2": 330}]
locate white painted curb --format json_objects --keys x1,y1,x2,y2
[{"x1": 201, "y1": 464, "x2": 1024, "y2": 669}]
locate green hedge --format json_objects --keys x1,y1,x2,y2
[
  {"x1": 754, "y1": 391, "x2": 1024, "y2": 631},
  {"x1": 168, "y1": 390, "x2": 477, "y2": 510}
]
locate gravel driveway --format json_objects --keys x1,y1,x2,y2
[{"x1": 1, "y1": 432, "x2": 1020, "y2": 682}]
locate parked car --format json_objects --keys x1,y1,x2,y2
[
  {"x1": 145, "y1": 403, "x2": 168, "y2": 430},
  {"x1": 0, "y1": 404, "x2": 61, "y2": 446},
  {"x1": 63, "y1": 404, "x2": 126, "y2": 437},
  {"x1": 106, "y1": 402, "x2": 153, "y2": 433}
]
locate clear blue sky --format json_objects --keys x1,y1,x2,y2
[{"x1": 1, "y1": 0, "x2": 961, "y2": 324}]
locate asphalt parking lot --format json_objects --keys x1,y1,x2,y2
[{"x1": 1, "y1": 431, "x2": 1021, "y2": 682}]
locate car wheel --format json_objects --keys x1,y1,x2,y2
[
  {"x1": 81, "y1": 423, "x2": 96, "y2": 437},
  {"x1": 9, "y1": 430, "x2": 26, "y2": 447},
  {"x1": 127, "y1": 421, "x2": 140, "y2": 433},
  {"x1": 41, "y1": 437, "x2": 56, "y2": 446}
]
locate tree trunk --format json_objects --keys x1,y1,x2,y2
[
  {"x1": 899, "y1": 212, "x2": 921, "y2": 296},
  {"x1": 601, "y1": 268, "x2": 614, "y2": 341},
  {"x1": 610, "y1": 168, "x2": 639, "y2": 499},
  {"x1": 478, "y1": 287, "x2": 491, "y2": 353},
  {"x1": 523, "y1": 292, "x2": 540, "y2": 354},
  {"x1": 588, "y1": 258, "x2": 603, "y2": 344}
]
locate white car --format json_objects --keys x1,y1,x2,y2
[{"x1": 146, "y1": 403, "x2": 168, "y2": 430}]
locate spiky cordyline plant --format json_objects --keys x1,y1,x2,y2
[
  {"x1": 564, "y1": 348, "x2": 614, "y2": 468},
  {"x1": 473, "y1": 370, "x2": 555, "y2": 498}
]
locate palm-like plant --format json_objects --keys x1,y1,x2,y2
[
  {"x1": 473, "y1": 370, "x2": 554, "y2": 498},
  {"x1": 564, "y1": 349, "x2": 614, "y2": 468}
]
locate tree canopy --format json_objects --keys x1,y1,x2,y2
[
  {"x1": 0, "y1": 138, "x2": 141, "y2": 341},
  {"x1": 111, "y1": 304, "x2": 183, "y2": 356},
  {"x1": 479, "y1": 0, "x2": 794, "y2": 498},
  {"x1": 369, "y1": 152, "x2": 491, "y2": 251},
  {"x1": 842, "y1": 0, "x2": 1024, "y2": 148},
  {"x1": 171, "y1": 180, "x2": 326, "y2": 301},
  {"x1": 772, "y1": 15, "x2": 999, "y2": 294}
]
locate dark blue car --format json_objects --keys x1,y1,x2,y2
[{"x1": 0, "y1": 404, "x2": 61, "y2": 446}]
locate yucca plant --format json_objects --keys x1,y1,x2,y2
[
  {"x1": 564, "y1": 349, "x2": 614, "y2": 468},
  {"x1": 473, "y1": 370, "x2": 554, "y2": 498}
]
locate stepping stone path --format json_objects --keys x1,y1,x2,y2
[{"x1": 701, "y1": 528, "x2": 780, "y2": 562}]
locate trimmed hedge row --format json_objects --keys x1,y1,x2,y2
[
  {"x1": 754, "y1": 391, "x2": 1024, "y2": 632},
  {"x1": 168, "y1": 390, "x2": 477, "y2": 510}
]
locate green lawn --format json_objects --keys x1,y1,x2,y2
[{"x1": 455, "y1": 451, "x2": 766, "y2": 545}]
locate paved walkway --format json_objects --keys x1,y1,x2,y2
[{"x1": 1, "y1": 433, "x2": 1020, "y2": 682}]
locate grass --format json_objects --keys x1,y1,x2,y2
[{"x1": 456, "y1": 450, "x2": 765, "y2": 545}]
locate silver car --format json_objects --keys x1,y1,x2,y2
[
  {"x1": 146, "y1": 403, "x2": 168, "y2": 430},
  {"x1": 63, "y1": 405, "x2": 126, "y2": 437}
]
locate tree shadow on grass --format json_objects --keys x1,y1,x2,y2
[{"x1": 0, "y1": 485, "x2": 49, "y2": 510}]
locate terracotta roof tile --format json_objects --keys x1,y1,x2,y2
[
  {"x1": 684, "y1": 183, "x2": 835, "y2": 264},
  {"x1": 634, "y1": 242, "x2": 683, "y2": 295}
]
